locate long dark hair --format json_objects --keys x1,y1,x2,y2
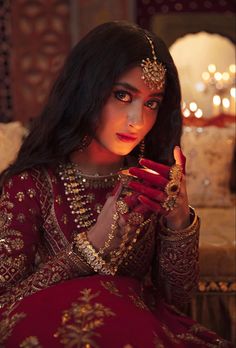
[{"x1": 1, "y1": 21, "x2": 182, "y2": 184}]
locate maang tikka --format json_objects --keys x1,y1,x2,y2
[{"x1": 141, "y1": 35, "x2": 166, "y2": 90}]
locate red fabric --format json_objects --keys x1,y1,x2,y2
[{"x1": 1, "y1": 275, "x2": 233, "y2": 348}]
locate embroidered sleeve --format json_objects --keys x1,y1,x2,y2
[
  {"x1": 0, "y1": 171, "x2": 94, "y2": 307},
  {"x1": 152, "y1": 208, "x2": 200, "y2": 307},
  {"x1": 0, "y1": 172, "x2": 42, "y2": 295},
  {"x1": 0, "y1": 246, "x2": 94, "y2": 307}
]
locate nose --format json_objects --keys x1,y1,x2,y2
[{"x1": 127, "y1": 101, "x2": 144, "y2": 129}]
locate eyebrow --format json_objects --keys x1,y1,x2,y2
[{"x1": 113, "y1": 82, "x2": 164, "y2": 97}]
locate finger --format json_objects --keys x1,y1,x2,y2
[
  {"x1": 129, "y1": 167, "x2": 168, "y2": 188},
  {"x1": 138, "y1": 195, "x2": 167, "y2": 215},
  {"x1": 123, "y1": 192, "x2": 140, "y2": 208},
  {"x1": 139, "y1": 158, "x2": 170, "y2": 179},
  {"x1": 174, "y1": 146, "x2": 186, "y2": 174},
  {"x1": 129, "y1": 181, "x2": 166, "y2": 202}
]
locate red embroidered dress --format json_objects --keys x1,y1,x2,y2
[{"x1": 0, "y1": 165, "x2": 232, "y2": 347}]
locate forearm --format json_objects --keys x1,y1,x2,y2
[{"x1": 156, "y1": 207, "x2": 200, "y2": 307}]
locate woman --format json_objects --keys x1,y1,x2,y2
[{"x1": 0, "y1": 21, "x2": 231, "y2": 347}]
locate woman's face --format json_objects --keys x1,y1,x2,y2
[{"x1": 95, "y1": 66, "x2": 165, "y2": 156}]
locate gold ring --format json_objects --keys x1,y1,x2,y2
[{"x1": 116, "y1": 200, "x2": 129, "y2": 214}]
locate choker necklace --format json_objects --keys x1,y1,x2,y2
[{"x1": 58, "y1": 163, "x2": 120, "y2": 233}]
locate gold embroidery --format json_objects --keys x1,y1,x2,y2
[
  {"x1": 55, "y1": 288, "x2": 115, "y2": 347},
  {"x1": 0, "y1": 254, "x2": 27, "y2": 288},
  {"x1": 15, "y1": 192, "x2": 25, "y2": 202},
  {"x1": 176, "y1": 333, "x2": 219, "y2": 347},
  {"x1": 27, "y1": 188, "x2": 36, "y2": 198},
  {"x1": 161, "y1": 323, "x2": 181, "y2": 344},
  {"x1": 6, "y1": 179, "x2": 13, "y2": 188},
  {"x1": 118, "y1": 218, "x2": 156, "y2": 279},
  {"x1": 28, "y1": 208, "x2": 36, "y2": 216},
  {"x1": 31, "y1": 168, "x2": 69, "y2": 254},
  {"x1": 100, "y1": 280, "x2": 123, "y2": 297},
  {"x1": 20, "y1": 172, "x2": 29, "y2": 180},
  {"x1": 128, "y1": 294, "x2": 149, "y2": 311},
  {"x1": 95, "y1": 203, "x2": 103, "y2": 214},
  {"x1": 157, "y1": 218, "x2": 200, "y2": 305},
  {"x1": 20, "y1": 336, "x2": 42, "y2": 348},
  {"x1": 61, "y1": 214, "x2": 68, "y2": 225},
  {"x1": 0, "y1": 303, "x2": 26, "y2": 345},
  {"x1": 55, "y1": 195, "x2": 62, "y2": 205},
  {"x1": 0, "y1": 210, "x2": 12, "y2": 229},
  {"x1": 153, "y1": 331, "x2": 165, "y2": 348},
  {"x1": 17, "y1": 213, "x2": 26, "y2": 223}
]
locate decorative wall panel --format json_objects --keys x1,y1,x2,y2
[
  {"x1": 0, "y1": 0, "x2": 12, "y2": 122},
  {"x1": 10, "y1": 0, "x2": 71, "y2": 124}
]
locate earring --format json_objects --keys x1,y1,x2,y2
[
  {"x1": 77, "y1": 135, "x2": 91, "y2": 152},
  {"x1": 139, "y1": 139, "x2": 145, "y2": 160}
]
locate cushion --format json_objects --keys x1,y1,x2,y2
[
  {"x1": 0, "y1": 122, "x2": 27, "y2": 173},
  {"x1": 181, "y1": 123, "x2": 235, "y2": 207}
]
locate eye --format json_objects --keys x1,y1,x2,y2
[
  {"x1": 113, "y1": 90, "x2": 132, "y2": 102},
  {"x1": 145, "y1": 99, "x2": 160, "y2": 110}
]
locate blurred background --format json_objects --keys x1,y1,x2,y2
[{"x1": 0, "y1": 0, "x2": 235, "y2": 344}]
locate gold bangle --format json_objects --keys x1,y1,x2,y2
[
  {"x1": 66, "y1": 244, "x2": 93, "y2": 274},
  {"x1": 159, "y1": 206, "x2": 200, "y2": 241},
  {"x1": 74, "y1": 233, "x2": 117, "y2": 275}
]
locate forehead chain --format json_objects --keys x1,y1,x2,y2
[{"x1": 140, "y1": 35, "x2": 166, "y2": 90}]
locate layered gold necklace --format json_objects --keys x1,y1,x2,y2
[{"x1": 58, "y1": 163, "x2": 119, "y2": 233}]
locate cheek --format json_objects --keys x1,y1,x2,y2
[{"x1": 145, "y1": 114, "x2": 157, "y2": 133}]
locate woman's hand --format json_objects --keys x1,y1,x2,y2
[
  {"x1": 128, "y1": 146, "x2": 190, "y2": 231},
  {"x1": 86, "y1": 183, "x2": 150, "y2": 256}
]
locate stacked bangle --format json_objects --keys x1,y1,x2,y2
[
  {"x1": 74, "y1": 232, "x2": 117, "y2": 276},
  {"x1": 159, "y1": 206, "x2": 200, "y2": 241}
]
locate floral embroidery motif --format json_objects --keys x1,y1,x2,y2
[
  {"x1": 20, "y1": 336, "x2": 42, "y2": 348},
  {"x1": 15, "y1": 191, "x2": 25, "y2": 202},
  {"x1": 28, "y1": 208, "x2": 37, "y2": 216},
  {"x1": 27, "y1": 188, "x2": 36, "y2": 198},
  {"x1": 20, "y1": 172, "x2": 29, "y2": 180},
  {"x1": 61, "y1": 214, "x2": 68, "y2": 225},
  {"x1": 55, "y1": 195, "x2": 62, "y2": 205},
  {"x1": 17, "y1": 213, "x2": 26, "y2": 223},
  {"x1": 55, "y1": 288, "x2": 115, "y2": 347},
  {"x1": 128, "y1": 293, "x2": 149, "y2": 311},
  {"x1": 0, "y1": 229, "x2": 24, "y2": 253},
  {"x1": 0, "y1": 210, "x2": 13, "y2": 229},
  {"x1": 100, "y1": 280, "x2": 123, "y2": 297},
  {"x1": 0, "y1": 303, "x2": 26, "y2": 345}
]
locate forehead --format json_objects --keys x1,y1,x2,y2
[{"x1": 116, "y1": 66, "x2": 165, "y2": 95}]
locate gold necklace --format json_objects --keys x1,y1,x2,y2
[{"x1": 58, "y1": 163, "x2": 119, "y2": 233}]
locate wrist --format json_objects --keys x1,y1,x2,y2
[{"x1": 165, "y1": 205, "x2": 190, "y2": 231}]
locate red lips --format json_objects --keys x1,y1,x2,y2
[{"x1": 116, "y1": 133, "x2": 137, "y2": 142}]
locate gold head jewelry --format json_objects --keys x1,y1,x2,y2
[{"x1": 141, "y1": 35, "x2": 166, "y2": 90}]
